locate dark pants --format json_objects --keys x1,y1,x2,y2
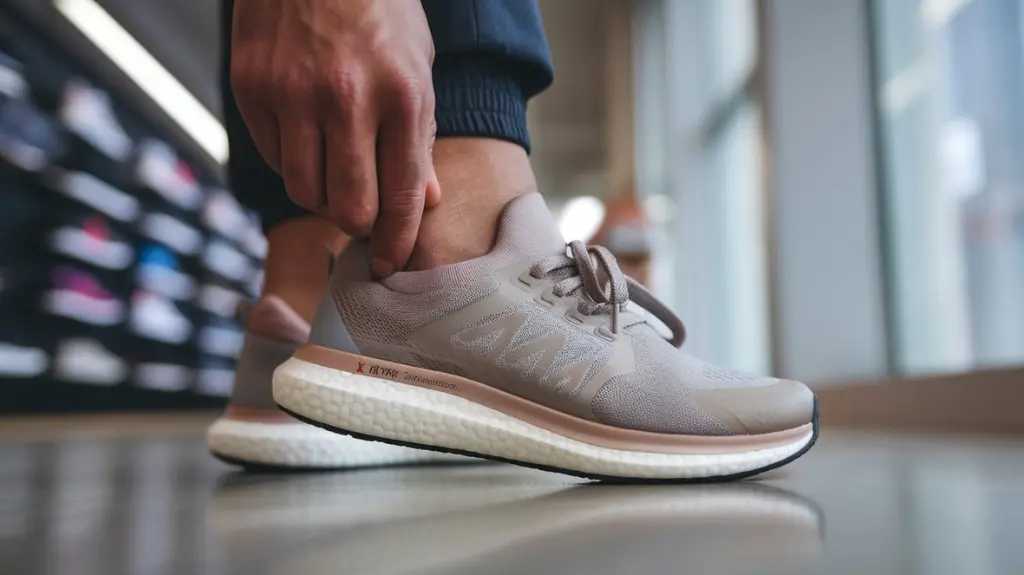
[{"x1": 219, "y1": 0, "x2": 553, "y2": 232}]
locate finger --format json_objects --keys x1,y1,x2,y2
[
  {"x1": 229, "y1": 71, "x2": 280, "y2": 169},
  {"x1": 424, "y1": 165, "x2": 441, "y2": 209},
  {"x1": 372, "y1": 109, "x2": 431, "y2": 278},
  {"x1": 241, "y1": 109, "x2": 281, "y2": 172},
  {"x1": 277, "y1": 118, "x2": 323, "y2": 211},
  {"x1": 324, "y1": 113, "x2": 379, "y2": 238}
]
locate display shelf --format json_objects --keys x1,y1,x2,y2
[{"x1": 0, "y1": 8, "x2": 265, "y2": 413}]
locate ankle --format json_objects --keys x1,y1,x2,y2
[
  {"x1": 262, "y1": 216, "x2": 346, "y2": 322},
  {"x1": 246, "y1": 295, "x2": 309, "y2": 344},
  {"x1": 405, "y1": 138, "x2": 536, "y2": 271}
]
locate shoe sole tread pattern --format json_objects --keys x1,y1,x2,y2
[{"x1": 274, "y1": 357, "x2": 819, "y2": 483}]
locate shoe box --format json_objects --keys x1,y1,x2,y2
[{"x1": 0, "y1": 15, "x2": 263, "y2": 413}]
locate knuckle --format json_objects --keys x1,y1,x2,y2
[
  {"x1": 277, "y1": 76, "x2": 310, "y2": 106},
  {"x1": 384, "y1": 69, "x2": 429, "y2": 112},
  {"x1": 336, "y1": 204, "x2": 376, "y2": 236},
  {"x1": 326, "y1": 72, "x2": 360, "y2": 103}
]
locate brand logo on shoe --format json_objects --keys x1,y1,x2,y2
[
  {"x1": 366, "y1": 364, "x2": 400, "y2": 379},
  {"x1": 351, "y1": 359, "x2": 458, "y2": 391}
]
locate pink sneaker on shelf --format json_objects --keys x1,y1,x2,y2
[{"x1": 44, "y1": 266, "x2": 124, "y2": 325}]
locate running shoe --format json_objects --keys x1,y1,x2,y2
[
  {"x1": 44, "y1": 267, "x2": 124, "y2": 326},
  {"x1": 137, "y1": 245, "x2": 195, "y2": 300},
  {"x1": 207, "y1": 295, "x2": 469, "y2": 471},
  {"x1": 54, "y1": 338, "x2": 126, "y2": 385},
  {"x1": 274, "y1": 193, "x2": 818, "y2": 481},
  {"x1": 0, "y1": 342, "x2": 48, "y2": 378},
  {"x1": 58, "y1": 79, "x2": 133, "y2": 162},
  {"x1": 51, "y1": 215, "x2": 134, "y2": 270},
  {"x1": 129, "y1": 290, "x2": 192, "y2": 344}
]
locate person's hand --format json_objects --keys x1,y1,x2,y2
[{"x1": 231, "y1": 0, "x2": 441, "y2": 277}]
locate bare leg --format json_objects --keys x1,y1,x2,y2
[{"x1": 261, "y1": 216, "x2": 348, "y2": 322}]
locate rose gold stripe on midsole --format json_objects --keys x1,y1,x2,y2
[{"x1": 293, "y1": 345, "x2": 812, "y2": 455}]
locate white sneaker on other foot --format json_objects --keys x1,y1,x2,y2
[{"x1": 206, "y1": 296, "x2": 471, "y2": 470}]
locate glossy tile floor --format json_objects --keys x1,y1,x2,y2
[{"x1": 1, "y1": 416, "x2": 1023, "y2": 575}]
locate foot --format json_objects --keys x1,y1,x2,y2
[
  {"x1": 206, "y1": 295, "x2": 469, "y2": 470},
  {"x1": 273, "y1": 194, "x2": 818, "y2": 481}
]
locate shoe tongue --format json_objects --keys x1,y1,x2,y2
[{"x1": 492, "y1": 193, "x2": 566, "y2": 261}]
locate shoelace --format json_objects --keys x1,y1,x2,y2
[{"x1": 531, "y1": 240, "x2": 687, "y2": 348}]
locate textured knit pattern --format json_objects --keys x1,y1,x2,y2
[
  {"x1": 451, "y1": 300, "x2": 612, "y2": 396},
  {"x1": 322, "y1": 193, "x2": 810, "y2": 438},
  {"x1": 590, "y1": 325, "x2": 777, "y2": 435},
  {"x1": 336, "y1": 279, "x2": 498, "y2": 351}
]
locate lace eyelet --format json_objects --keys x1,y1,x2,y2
[
  {"x1": 565, "y1": 308, "x2": 586, "y2": 325},
  {"x1": 535, "y1": 288, "x2": 560, "y2": 308},
  {"x1": 518, "y1": 270, "x2": 541, "y2": 288}
]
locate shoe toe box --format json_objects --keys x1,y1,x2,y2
[{"x1": 690, "y1": 379, "x2": 815, "y2": 435}]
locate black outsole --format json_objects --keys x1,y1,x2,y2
[{"x1": 276, "y1": 399, "x2": 820, "y2": 484}]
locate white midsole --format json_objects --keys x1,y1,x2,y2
[
  {"x1": 273, "y1": 358, "x2": 814, "y2": 480},
  {"x1": 207, "y1": 417, "x2": 466, "y2": 469}
]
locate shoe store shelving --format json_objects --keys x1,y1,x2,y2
[{"x1": 0, "y1": 10, "x2": 263, "y2": 413}]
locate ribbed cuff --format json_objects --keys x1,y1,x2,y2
[{"x1": 432, "y1": 55, "x2": 531, "y2": 153}]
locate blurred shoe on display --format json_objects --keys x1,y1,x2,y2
[
  {"x1": 0, "y1": 52, "x2": 27, "y2": 101},
  {"x1": 198, "y1": 283, "x2": 244, "y2": 318},
  {"x1": 58, "y1": 79, "x2": 133, "y2": 162},
  {"x1": 203, "y1": 190, "x2": 249, "y2": 242},
  {"x1": 197, "y1": 362, "x2": 235, "y2": 397},
  {"x1": 241, "y1": 217, "x2": 268, "y2": 259},
  {"x1": 130, "y1": 290, "x2": 192, "y2": 344},
  {"x1": 0, "y1": 342, "x2": 48, "y2": 377},
  {"x1": 0, "y1": 99, "x2": 63, "y2": 172},
  {"x1": 136, "y1": 140, "x2": 201, "y2": 210},
  {"x1": 44, "y1": 266, "x2": 124, "y2": 326},
  {"x1": 207, "y1": 295, "x2": 467, "y2": 470},
  {"x1": 588, "y1": 192, "x2": 653, "y2": 287},
  {"x1": 136, "y1": 245, "x2": 196, "y2": 300},
  {"x1": 139, "y1": 212, "x2": 203, "y2": 255},
  {"x1": 203, "y1": 238, "x2": 252, "y2": 283},
  {"x1": 52, "y1": 170, "x2": 139, "y2": 222},
  {"x1": 53, "y1": 338, "x2": 126, "y2": 385},
  {"x1": 134, "y1": 363, "x2": 191, "y2": 392},
  {"x1": 247, "y1": 270, "x2": 263, "y2": 298},
  {"x1": 50, "y1": 214, "x2": 134, "y2": 270},
  {"x1": 199, "y1": 321, "x2": 245, "y2": 358}
]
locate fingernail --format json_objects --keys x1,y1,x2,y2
[{"x1": 371, "y1": 258, "x2": 394, "y2": 279}]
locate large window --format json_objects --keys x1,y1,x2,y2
[
  {"x1": 873, "y1": 0, "x2": 1024, "y2": 374},
  {"x1": 634, "y1": 0, "x2": 770, "y2": 374}
]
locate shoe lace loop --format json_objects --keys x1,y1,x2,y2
[{"x1": 530, "y1": 240, "x2": 686, "y2": 348}]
